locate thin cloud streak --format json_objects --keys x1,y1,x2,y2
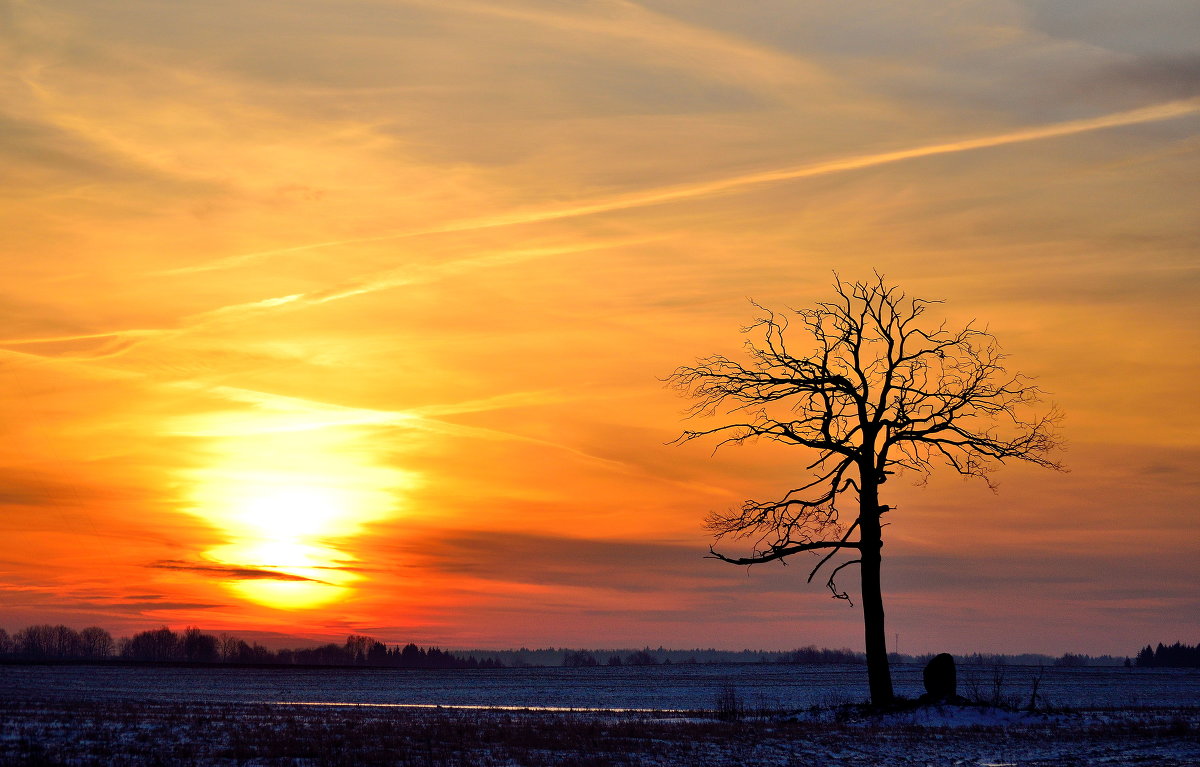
[
  {"x1": 163, "y1": 98, "x2": 1200, "y2": 276},
  {"x1": 303, "y1": 237, "x2": 664, "y2": 305},
  {"x1": 173, "y1": 383, "x2": 733, "y2": 498},
  {"x1": 0, "y1": 330, "x2": 160, "y2": 346},
  {"x1": 402, "y1": 0, "x2": 824, "y2": 88},
  {"x1": 180, "y1": 383, "x2": 629, "y2": 468},
  {"x1": 150, "y1": 560, "x2": 330, "y2": 584},
  {"x1": 8, "y1": 238, "x2": 655, "y2": 365}
]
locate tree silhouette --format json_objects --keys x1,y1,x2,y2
[
  {"x1": 79, "y1": 627, "x2": 115, "y2": 659},
  {"x1": 669, "y1": 275, "x2": 1064, "y2": 704},
  {"x1": 182, "y1": 627, "x2": 219, "y2": 662},
  {"x1": 123, "y1": 627, "x2": 181, "y2": 662}
]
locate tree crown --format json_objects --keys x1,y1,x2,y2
[{"x1": 669, "y1": 275, "x2": 1064, "y2": 580}]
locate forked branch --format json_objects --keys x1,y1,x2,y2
[{"x1": 706, "y1": 539, "x2": 862, "y2": 566}]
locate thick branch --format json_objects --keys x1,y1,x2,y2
[{"x1": 707, "y1": 540, "x2": 861, "y2": 566}]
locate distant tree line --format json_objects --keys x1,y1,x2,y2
[
  {"x1": 3, "y1": 624, "x2": 1149, "y2": 668},
  {"x1": 561, "y1": 645, "x2": 867, "y2": 667},
  {"x1": 1135, "y1": 642, "x2": 1200, "y2": 668},
  {"x1": 562, "y1": 649, "x2": 669, "y2": 667},
  {"x1": 556, "y1": 647, "x2": 1130, "y2": 668},
  {"x1": 895, "y1": 651, "x2": 1128, "y2": 668},
  {"x1": 0, "y1": 625, "x2": 499, "y2": 668},
  {"x1": 776, "y1": 646, "x2": 864, "y2": 664},
  {"x1": 0, "y1": 625, "x2": 115, "y2": 660}
]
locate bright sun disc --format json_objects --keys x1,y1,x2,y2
[
  {"x1": 238, "y1": 486, "x2": 347, "y2": 536},
  {"x1": 180, "y1": 427, "x2": 411, "y2": 612},
  {"x1": 203, "y1": 492, "x2": 361, "y2": 610}
]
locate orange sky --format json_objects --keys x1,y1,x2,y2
[{"x1": 1, "y1": 1, "x2": 1197, "y2": 656}]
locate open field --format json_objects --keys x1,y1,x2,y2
[
  {"x1": 1, "y1": 697, "x2": 1198, "y2": 766},
  {"x1": 1, "y1": 664, "x2": 1198, "y2": 765},
  {"x1": 4, "y1": 663, "x2": 1199, "y2": 710}
]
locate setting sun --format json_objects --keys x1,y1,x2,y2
[
  {"x1": 228, "y1": 486, "x2": 349, "y2": 536},
  {"x1": 177, "y1": 424, "x2": 412, "y2": 610}
]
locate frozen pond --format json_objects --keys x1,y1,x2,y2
[{"x1": 1, "y1": 662, "x2": 1196, "y2": 711}]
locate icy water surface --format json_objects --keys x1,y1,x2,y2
[{"x1": 2, "y1": 662, "x2": 1197, "y2": 711}]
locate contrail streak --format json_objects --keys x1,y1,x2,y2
[
  {"x1": 0, "y1": 330, "x2": 159, "y2": 345},
  {"x1": 161, "y1": 98, "x2": 1200, "y2": 275}
]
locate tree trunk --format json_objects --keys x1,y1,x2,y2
[{"x1": 859, "y1": 483, "x2": 894, "y2": 705}]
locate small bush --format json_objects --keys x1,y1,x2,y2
[{"x1": 713, "y1": 682, "x2": 744, "y2": 722}]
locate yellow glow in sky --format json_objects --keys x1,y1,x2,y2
[{"x1": 183, "y1": 424, "x2": 412, "y2": 610}]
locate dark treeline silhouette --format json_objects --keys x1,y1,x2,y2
[
  {"x1": 1135, "y1": 642, "x2": 1200, "y2": 668},
  {"x1": 0, "y1": 625, "x2": 499, "y2": 668},
  {"x1": 0, "y1": 625, "x2": 115, "y2": 660},
  {"x1": 898, "y1": 651, "x2": 1127, "y2": 668},
  {"x1": 558, "y1": 647, "x2": 1126, "y2": 668},
  {"x1": 559, "y1": 645, "x2": 867, "y2": 667},
  {"x1": 0, "y1": 624, "x2": 1138, "y2": 669},
  {"x1": 778, "y1": 646, "x2": 864, "y2": 664},
  {"x1": 544, "y1": 652, "x2": 1132, "y2": 667},
  {"x1": 0, "y1": 629, "x2": 871, "y2": 668},
  {"x1": 809, "y1": 649, "x2": 1127, "y2": 668}
]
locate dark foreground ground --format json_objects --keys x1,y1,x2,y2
[{"x1": 0, "y1": 698, "x2": 1196, "y2": 766}]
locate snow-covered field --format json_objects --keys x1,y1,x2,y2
[
  {"x1": 3, "y1": 662, "x2": 1197, "y2": 710},
  {"x1": 0, "y1": 663, "x2": 1197, "y2": 765},
  {"x1": 1, "y1": 697, "x2": 1197, "y2": 766}
]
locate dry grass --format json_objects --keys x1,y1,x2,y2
[{"x1": 0, "y1": 698, "x2": 1196, "y2": 766}]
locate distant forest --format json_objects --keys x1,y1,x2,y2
[
  {"x1": 0, "y1": 624, "x2": 496, "y2": 669},
  {"x1": 0, "y1": 624, "x2": 1167, "y2": 668},
  {"x1": 1134, "y1": 642, "x2": 1200, "y2": 668}
]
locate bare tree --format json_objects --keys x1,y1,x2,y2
[
  {"x1": 669, "y1": 275, "x2": 1064, "y2": 704},
  {"x1": 79, "y1": 626, "x2": 115, "y2": 659},
  {"x1": 182, "y1": 626, "x2": 220, "y2": 662},
  {"x1": 13, "y1": 624, "x2": 81, "y2": 659}
]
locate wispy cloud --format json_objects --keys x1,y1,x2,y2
[
  {"x1": 160, "y1": 98, "x2": 1200, "y2": 275},
  {"x1": 6, "y1": 237, "x2": 657, "y2": 365},
  {"x1": 167, "y1": 383, "x2": 726, "y2": 497},
  {"x1": 395, "y1": 0, "x2": 828, "y2": 93},
  {"x1": 150, "y1": 560, "x2": 330, "y2": 583},
  {"x1": 385, "y1": 528, "x2": 726, "y2": 593},
  {"x1": 173, "y1": 382, "x2": 621, "y2": 464}
]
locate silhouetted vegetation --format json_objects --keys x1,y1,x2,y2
[
  {"x1": 778, "y1": 646, "x2": 863, "y2": 664},
  {"x1": 508, "y1": 646, "x2": 868, "y2": 668},
  {"x1": 713, "y1": 682, "x2": 745, "y2": 721},
  {"x1": 670, "y1": 276, "x2": 1065, "y2": 704},
  {"x1": 0, "y1": 624, "x2": 499, "y2": 668},
  {"x1": 1, "y1": 623, "x2": 1138, "y2": 671},
  {"x1": 562, "y1": 650, "x2": 599, "y2": 667},
  {"x1": 0, "y1": 624, "x2": 114, "y2": 660},
  {"x1": 623, "y1": 649, "x2": 659, "y2": 666},
  {"x1": 950, "y1": 652, "x2": 1125, "y2": 667},
  {"x1": 0, "y1": 625, "x2": 870, "y2": 669},
  {"x1": 1135, "y1": 642, "x2": 1200, "y2": 668}
]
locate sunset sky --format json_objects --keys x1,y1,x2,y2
[{"x1": 2, "y1": 0, "x2": 1197, "y2": 657}]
